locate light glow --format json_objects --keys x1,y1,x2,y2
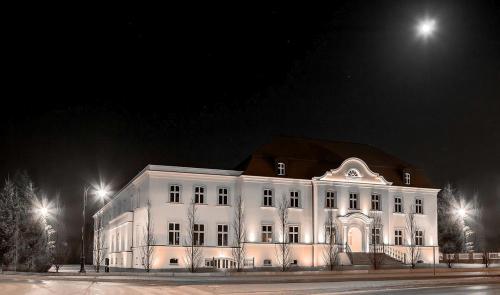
[{"x1": 416, "y1": 18, "x2": 437, "y2": 39}]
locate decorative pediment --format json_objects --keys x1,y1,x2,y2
[{"x1": 314, "y1": 157, "x2": 392, "y2": 185}]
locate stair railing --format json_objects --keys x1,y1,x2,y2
[
  {"x1": 345, "y1": 242, "x2": 353, "y2": 265},
  {"x1": 382, "y1": 245, "x2": 406, "y2": 263}
]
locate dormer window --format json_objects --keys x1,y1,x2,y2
[
  {"x1": 404, "y1": 172, "x2": 411, "y2": 185},
  {"x1": 277, "y1": 162, "x2": 285, "y2": 176},
  {"x1": 347, "y1": 169, "x2": 360, "y2": 177}
]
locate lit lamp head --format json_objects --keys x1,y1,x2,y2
[
  {"x1": 39, "y1": 206, "x2": 49, "y2": 218},
  {"x1": 457, "y1": 207, "x2": 467, "y2": 219},
  {"x1": 416, "y1": 18, "x2": 437, "y2": 39}
]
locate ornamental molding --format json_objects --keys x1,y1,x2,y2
[
  {"x1": 313, "y1": 157, "x2": 392, "y2": 186},
  {"x1": 338, "y1": 212, "x2": 374, "y2": 225}
]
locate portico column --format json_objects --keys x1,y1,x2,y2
[
  {"x1": 343, "y1": 225, "x2": 347, "y2": 251},
  {"x1": 365, "y1": 226, "x2": 370, "y2": 253}
]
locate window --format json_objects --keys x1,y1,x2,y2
[
  {"x1": 349, "y1": 193, "x2": 358, "y2": 209},
  {"x1": 217, "y1": 224, "x2": 228, "y2": 246},
  {"x1": 169, "y1": 258, "x2": 178, "y2": 264},
  {"x1": 169, "y1": 185, "x2": 180, "y2": 203},
  {"x1": 395, "y1": 230, "x2": 403, "y2": 246},
  {"x1": 277, "y1": 162, "x2": 285, "y2": 176},
  {"x1": 325, "y1": 191, "x2": 336, "y2": 208},
  {"x1": 325, "y1": 225, "x2": 336, "y2": 244},
  {"x1": 415, "y1": 198, "x2": 423, "y2": 214},
  {"x1": 263, "y1": 259, "x2": 272, "y2": 266},
  {"x1": 371, "y1": 194, "x2": 380, "y2": 211},
  {"x1": 263, "y1": 189, "x2": 273, "y2": 206},
  {"x1": 205, "y1": 259, "x2": 214, "y2": 267},
  {"x1": 415, "y1": 230, "x2": 423, "y2": 246},
  {"x1": 261, "y1": 225, "x2": 273, "y2": 243},
  {"x1": 290, "y1": 190, "x2": 299, "y2": 208},
  {"x1": 168, "y1": 223, "x2": 180, "y2": 245},
  {"x1": 194, "y1": 224, "x2": 205, "y2": 245},
  {"x1": 394, "y1": 197, "x2": 402, "y2": 213},
  {"x1": 347, "y1": 169, "x2": 360, "y2": 177},
  {"x1": 371, "y1": 228, "x2": 381, "y2": 245},
  {"x1": 289, "y1": 225, "x2": 299, "y2": 243},
  {"x1": 291, "y1": 259, "x2": 298, "y2": 266},
  {"x1": 194, "y1": 186, "x2": 205, "y2": 204},
  {"x1": 218, "y1": 187, "x2": 228, "y2": 205},
  {"x1": 404, "y1": 172, "x2": 411, "y2": 185}
]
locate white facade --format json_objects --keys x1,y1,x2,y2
[{"x1": 93, "y1": 157, "x2": 440, "y2": 269}]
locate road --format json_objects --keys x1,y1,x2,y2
[{"x1": 0, "y1": 276, "x2": 499, "y2": 294}]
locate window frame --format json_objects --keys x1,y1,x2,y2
[
  {"x1": 371, "y1": 227, "x2": 381, "y2": 245},
  {"x1": 261, "y1": 224, "x2": 273, "y2": 243},
  {"x1": 194, "y1": 223, "x2": 205, "y2": 246},
  {"x1": 193, "y1": 185, "x2": 206, "y2": 204},
  {"x1": 325, "y1": 190, "x2": 336, "y2": 209},
  {"x1": 217, "y1": 186, "x2": 229, "y2": 206},
  {"x1": 288, "y1": 225, "x2": 300, "y2": 243},
  {"x1": 289, "y1": 190, "x2": 300, "y2": 208},
  {"x1": 263, "y1": 188, "x2": 274, "y2": 207},
  {"x1": 415, "y1": 230, "x2": 424, "y2": 246},
  {"x1": 277, "y1": 162, "x2": 286, "y2": 176},
  {"x1": 394, "y1": 229, "x2": 403, "y2": 246},
  {"x1": 168, "y1": 222, "x2": 180, "y2": 246},
  {"x1": 371, "y1": 194, "x2": 381, "y2": 211},
  {"x1": 217, "y1": 224, "x2": 229, "y2": 247},
  {"x1": 169, "y1": 184, "x2": 181, "y2": 203},
  {"x1": 394, "y1": 196, "x2": 402, "y2": 213},
  {"x1": 404, "y1": 172, "x2": 411, "y2": 185},
  {"x1": 349, "y1": 193, "x2": 359, "y2": 210},
  {"x1": 325, "y1": 225, "x2": 337, "y2": 244},
  {"x1": 415, "y1": 198, "x2": 424, "y2": 214}
]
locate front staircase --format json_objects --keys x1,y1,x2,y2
[{"x1": 350, "y1": 252, "x2": 404, "y2": 265}]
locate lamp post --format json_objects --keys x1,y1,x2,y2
[
  {"x1": 80, "y1": 184, "x2": 110, "y2": 273},
  {"x1": 79, "y1": 186, "x2": 90, "y2": 273}
]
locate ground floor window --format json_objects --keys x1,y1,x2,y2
[
  {"x1": 394, "y1": 229, "x2": 403, "y2": 245},
  {"x1": 415, "y1": 230, "x2": 424, "y2": 246},
  {"x1": 217, "y1": 224, "x2": 228, "y2": 246},
  {"x1": 289, "y1": 225, "x2": 299, "y2": 243},
  {"x1": 371, "y1": 228, "x2": 381, "y2": 245},
  {"x1": 262, "y1": 225, "x2": 273, "y2": 242}
]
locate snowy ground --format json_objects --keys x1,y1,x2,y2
[{"x1": 0, "y1": 276, "x2": 499, "y2": 294}]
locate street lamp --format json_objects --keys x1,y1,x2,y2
[
  {"x1": 416, "y1": 17, "x2": 437, "y2": 40},
  {"x1": 79, "y1": 183, "x2": 110, "y2": 273}
]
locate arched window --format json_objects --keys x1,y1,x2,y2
[{"x1": 347, "y1": 169, "x2": 360, "y2": 177}]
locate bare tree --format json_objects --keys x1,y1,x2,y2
[
  {"x1": 405, "y1": 205, "x2": 421, "y2": 269},
  {"x1": 52, "y1": 196, "x2": 69, "y2": 273},
  {"x1": 184, "y1": 196, "x2": 203, "y2": 272},
  {"x1": 140, "y1": 200, "x2": 155, "y2": 272},
  {"x1": 231, "y1": 194, "x2": 246, "y2": 271},
  {"x1": 322, "y1": 209, "x2": 339, "y2": 270},
  {"x1": 368, "y1": 213, "x2": 385, "y2": 269},
  {"x1": 275, "y1": 193, "x2": 291, "y2": 272},
  {"x1": 93, "y1": 213, "x2": 106, "y2": 273}
]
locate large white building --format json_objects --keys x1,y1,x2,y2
[{"x1": 93, "y1": 137, "x2": 440, "y2": 270}]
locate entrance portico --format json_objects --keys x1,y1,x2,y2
[{"x1": 338, "y1": 212, "x2": 373, "y2": 253}]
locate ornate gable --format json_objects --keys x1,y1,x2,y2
[{"x1": 314, "y1": 157, "x2": 392, "y2": 185}]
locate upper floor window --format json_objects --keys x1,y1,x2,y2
[
  {"x1": 394, "y1": 196, "x2": 402, "y2": 213},
  {"x1": 288, "y1": 225, "x2": 299, "y2": 243},
  {"x1": 290, "y1": 190, "x2": 300, "y2": 208},
  {"x1": 194, "y1": 186, "x2": 205, "y2": 204},
  {"x1": 217, "y1": 224, "x2": 228, "y2": 246},
  {"x1": 168, "y1": 223, "x2": 180, "y2": 245},
  {"x1": 194, "y1": 224, "x2": 205, "y2": 246},
  {"x1": 404, "y1": 172, "x2": 411, "y2": 185},
  {"x1": 415, "y1": 198, "x2": 423, "y2": 214},
  {"x1": 325, "y1": 191, "x2": 336, "y2": 208},
  {"x1": 415, "y1": 230, "x2": 423, "y2": 246},
  {"x1": 394, "y1": 229, "x2": 403, "y2": 246},
  {"x1": 169, "y1": 185, "x2": 181, "y2": 203},
  {"x1": 262, "y1": 225, "x2": 273, "y2": 242},
  {"x1": 277, "y1": 162, "x2": 285, "y2": 176},
  {"x1": 347, "y1": 169, "x2": 360, "y2": 177},
  {"x1": 218, "y1": 187, "x2": 229, "y2": 205},
  {"x1": 371, "y1": 194, "x2": 380, "y2": 211},
  {"x1": 263, "y1": 189, "x2": 273, "y2": 207},
  {"x1": 349, "y1": 193, "x2": 358, "y2": 209}
]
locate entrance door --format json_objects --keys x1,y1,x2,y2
[{"x1": 348, "y1": 227, "x2": 362, "y2": 252}]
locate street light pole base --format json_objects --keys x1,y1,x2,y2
[{"x1": 79, "y1": 257, "x2": 86, "y2": 273}]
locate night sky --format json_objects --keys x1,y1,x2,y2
[{"x1": 2, "y1": 1, "x2": 499, "y2": 260}]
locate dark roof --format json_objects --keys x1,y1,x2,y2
[{"x1": 236, "y1": 137, "x2": 436, "y2": 188}]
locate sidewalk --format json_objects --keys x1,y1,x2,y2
[{"x1": 2, "y1": 265, "x2": 500, "y2": 285}]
